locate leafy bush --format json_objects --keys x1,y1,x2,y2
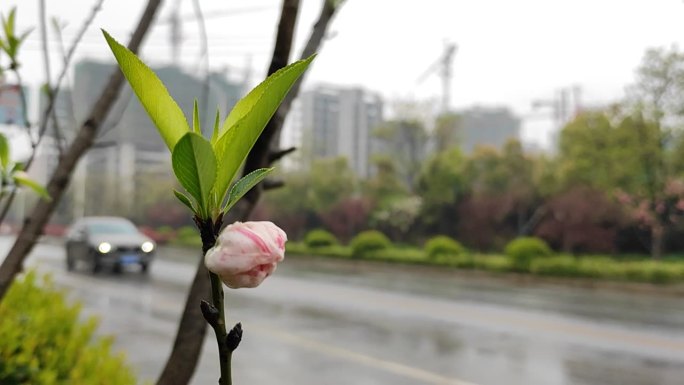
[
  {"x1": 504, "y1": 237, "x2": 552, "y2": 271},
  {"x1": 530, "y1": 255, "x2": 580, "y2": 277},
  {"x1": 350, "y1": 230, "x2": 391, "y2": 258},
  {"x1": 620, "y1": 261, "x2": 684, "y2": 284},
  {"x1": 0, "y1": 272, "x2": 137, "y2": 384},
  {"x1": 366, "y1": 248, "x2": 425, "y2": 263},
  {"x1": 176, "y1": 225, "x2": 198, "y2": 240},
  {"x1": 304, "y1": 229, "x2": 338, "y2": 248},
  {"x1": 473, "y1": 255, "x2": 513, "y2": 272},
  {"x1": 286, "y1": 242, "x2": 351, "y2": 259},
  {"x1": 425, "y1": 235, "x2": 465, "y2": 259}
]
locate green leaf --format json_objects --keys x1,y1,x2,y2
[
  {"x1": 13, "y1": 171, "x2": 50, "y2": 200},
  {"x1": 213, "y1": 55, "x2": 315, "y2": 204},
  {"x1": 0, "y1": 133, "x2": 9, "y2": 168},
  {"x1": 3, "y1": 9, "x2": 15, "y2": 43},
  {"x1": 173, "y1": 189, "x2": 196, "y2": 213},
  {"x1": 102, "y1": 30, "x2": 189, "y2": 150},
  {"x1": 223, "y1": 167, "x2": 273, "y2": 213},
  {"x1": 192, "y1": 99, "x2": 201, "y2": 135},
  {"x1": 171, "y1": 133, "x2": 216, "y2": 217},
  {"x1": 211, "y1": 107, "x2": 220, "y2": 145}
]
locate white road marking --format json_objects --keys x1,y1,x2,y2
[{"x1": 250, "y1": 323, "x2": 479, "y2": 385}]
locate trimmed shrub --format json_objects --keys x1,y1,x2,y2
[
  {"x1": 474, "y1": 255, "x2": 513, "y2": 272},
  {"x1": 504, "y1": 237, "x2": 552, "y2": 271},
  {"x1": 304, "y1": 229, "x2": 338, "y2": 248},
  {"x1": 366, "y1": 248, "x2": 425, "y2": 263},
  {"x1": 350, "y1": 230, "x2": 391, "y2": 258},
  {"x1": 287, "y1": 242, "x2": 351, "y2": 258},
  {"x1": 425, "y1": 235, "x2": 465, "y2": 259},
  {"x1": 530, "y1": 255, "x2": 580, "y2": 277},
  {"x1": 176, "y1": 225, "x2": 198, "y2": 240},
  {"x1": 0, "y1": 272, "x2": 137, "y2": 384}
]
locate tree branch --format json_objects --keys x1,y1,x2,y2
[
  {"x1": 241, "y1": 0, "x2": 343, "y2": 209},
  {"x1": 268, "y1": 146, "x2": 297, "y2": 163},
  {"x1": 0, "y1": 0, "x2": 163, "y2": 300}
]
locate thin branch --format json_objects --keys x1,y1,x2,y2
[
  {"x1": 241, "y1": 0, "x2": 344, "y2": 208},
  {"x1": 268, "y1": 146, "x2": 296, "y2": 163},
  {"x1": 38, "y1": 0, "x2": 53, "y2": 143},
  {"x1": 192, "y1": 0, "x2": 211, "y2": 125},
  {"x1": 262, "y1": 178, "x2": 285, "y2": 190},
  {"x1": 33, "y1": 0, "x2": 105, "y2": 161},
  {"x1": 96, "y1": 86, "x2": 133, "y2": 139}
]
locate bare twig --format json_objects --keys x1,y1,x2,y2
[
  {"x1": 262, "y1": 178, "x2": 285, "y2": 190},
  {"x1": 96, "y1": 86, "x2": 133, "y2": 139},
  {"x1": 192, "y1": 0, "x2": 210, "y2": 121},
  {"x1": 268, "y1": 146, "x2": 296, "y2": 163},
  {"x1": 38, "y1": 0, "x2": 53, "y2": 145},
  {"x1": 241, "y1": 0, "x2": 344, "y2": 209},
  {"x1": 37, "y1": 0, "x2": 105, "y2": 153}
]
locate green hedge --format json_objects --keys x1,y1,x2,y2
[
  {"x1": 0, "y1": 272, "x2": 137, "y2": 384},
  {"x1": 280, "y1": 238, "x2": 684, "y2": 285},
  {"x1": 304, "y1": 229, "x2": 338, "y2": 248},
  {"x1": 504, "y1": 237, "x2": 552, "y2": 271},
  {"x1": 424, "y1": 235, "x2": 465, "y2": 259},
  {"x1": 350, "y1": 230, "x2": 391, "y2": 258}
]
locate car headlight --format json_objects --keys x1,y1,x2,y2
[
  {"x1": 98, "y1": 242, "x2": 112, "y2": 253},
  {"x1": 141, "y1": 241, "x2": 154, "y2": 253}
]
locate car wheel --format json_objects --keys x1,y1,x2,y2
[
  {"x1": 91, "y1": 251, "x2": 102, "y2": 274},
  {"x1": 65, "y1": 245, "x2": 75, "y2": 271},
  {"x1": 113, "y1": 263, "x2": 123, "y2": 274}
]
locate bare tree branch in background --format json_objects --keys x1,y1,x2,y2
[
  {"x1": 0, "y1": 0, "x2": 105, "y2": 225},
  {"x1": 0, "y1": 0, "x2": 163, "y2": 300},
  {"x1": 39, "y1": 0, "x2": 105, "y2": 155},
  {"x1": 52, "y1": 18, "x2": 81, "y2": 138},
  {"x1": 239, "y1": 0, "x2": 343, "y2": 214},
  {"x1": 191, "y1": 0, "x2": 210, "y2": 120},
  {"x1": 155, "y1": 1, "x2": 343, "y2": 384}
]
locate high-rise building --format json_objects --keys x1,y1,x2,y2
[
  {"x1": 283, "y1": 85, "x2": 383, "y2": 178},
  {"x1": 455, "y1": 107, "x2": 520, "y2": 153}
]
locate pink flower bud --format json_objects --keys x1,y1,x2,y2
[{"x1": 204, "y1": 221, "x2": 287, "y2": 289}]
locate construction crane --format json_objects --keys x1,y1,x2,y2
[{"x1": 417, "y1": 43, "x2": 458, "y2": 113}]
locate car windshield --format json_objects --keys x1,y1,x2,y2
[{"x1": 86, "y1": 221, "x2": 138, "y2": 235}]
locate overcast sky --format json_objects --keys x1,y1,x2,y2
[{"x1": 4, "y1": 0, "x2": 684, "y2": 149}]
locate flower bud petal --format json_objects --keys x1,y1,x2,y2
[{"x1": 205, "y1": 221, "x2": 287, "y2": 288}]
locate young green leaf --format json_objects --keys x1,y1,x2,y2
[
  {"x1": 213, "y1": 55, "x2": 315, "y2": 204},
  {"x1": 13, "y1": 171, "x2": 50, "y2": 200},
  {"x1": 0, "y1": 133, "x2": 9, "y2": 168},
  {"x1": 192, "y1": 99, "x2": 201, "y2": 135},
  {"x1": 222, "y1": 167, "x2": 273, "y2": 213},
  {"x1": 211, "y1": 107, "x2": 220, "y2": 145},
  {"x1": 102, "y1": 30, "x2": 189, "y2": 150},
  {"x1": 171, "y1": 132, "x2": 217, "y2": 218},
  {"x1": 173, "y1": 189, "x2": 196, "y2": 213}
]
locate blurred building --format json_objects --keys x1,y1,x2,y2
[
  {"x1": 66, "y1": 60, "x2": 243, "y2": 218},
  {"x1": 283, "y1": 85, "x2": 383, "y2": 178},
  {"x1": 455, "y1": 106, "x2": 521, "y2": 153}
]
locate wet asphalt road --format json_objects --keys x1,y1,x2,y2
[{"x1": 5, "y1": 237, "x2": 684, "y2": 385}]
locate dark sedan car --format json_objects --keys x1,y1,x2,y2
[{"x1": 65, "y1": 217, "x2": 155, "y2": 274}]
